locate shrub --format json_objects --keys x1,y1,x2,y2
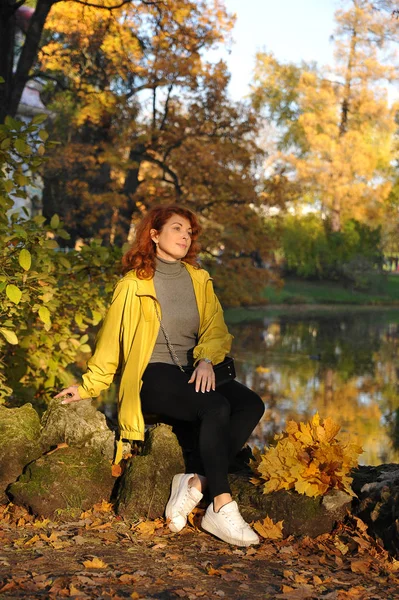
[{"x1": 0, "y1": 116, "x2": 121, "y2": 406}]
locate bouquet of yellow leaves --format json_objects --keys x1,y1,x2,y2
[{"x1": 250, "y1": 413, "x2": 363, "y2": 498}]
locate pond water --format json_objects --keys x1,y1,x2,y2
[{"x1": 229, "y1": 308, "x2": 399, "y2": 465}]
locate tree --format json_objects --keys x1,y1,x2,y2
[
  {"x1": 251, "y1": 0, "x2": 399, "y2": 231},
  {"x1": 0, "y1": 0, "x2": 168, "y2": 122},
  {"x1": 34, "y1": 0, "x2": 276, "y2": 305}
]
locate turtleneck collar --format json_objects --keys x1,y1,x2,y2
[{"x1": 155, "y1": 256, "x2": 184, "y2": 277}]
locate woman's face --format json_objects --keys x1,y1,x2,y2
[{"x1": 150, "y1": 214, "x2": 193, "y2": 261}]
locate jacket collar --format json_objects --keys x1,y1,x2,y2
[{"x1": 124, "y1": 262, "x2": 209, "y2": 297}]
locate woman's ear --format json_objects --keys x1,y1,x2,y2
[{"x1": 150, "y1": 228, "x2": 159, "y2": 244}]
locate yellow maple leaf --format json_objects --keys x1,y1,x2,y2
[
  {"x1": 92, "y1": 500, "x2": 113, "y2": 513},
  {"x1": 251, "y1": 413, "x2": 362, "y2": 498},
  {"x1": 253, "y1": 516, "x2": 283, "y2": 539},
  {"x1": 134, "y1": 519, "x2": 163, "y2": 537},
  {"x1": 82, "y1": 557, "x2": 108, "y2": 569}
]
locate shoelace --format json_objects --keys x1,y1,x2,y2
[
  {"x1": 174, "y1": 488, "x2": 196, "y2": 517},
  {"x1": 223, "y1": 508, "x2": 251, "y2": 531}
]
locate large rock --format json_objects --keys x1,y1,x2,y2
[
  {"x1": 230, "y1": 474, "x2": 351, "y2": 538},
  {"x1": 114, "y1": 423, "x2": 351, "y2": 538},
  {"x1": 8, "y1": 445, "x2": 115, "y2": 518},
  {"x1": 115, "y1": 424, "x2": 185, "y2": 520},
  {"x1": 40, "y1": 398, "x2": 115, "y2": 459},
  {"x1": 351, "y1": 464, "x2": 399, "y2": 556},
  {"x1": 0, "y1": 404, "x2": 42, "y2": 504}
]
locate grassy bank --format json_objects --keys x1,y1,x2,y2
[
  {"x1": 263, "y1": 274, "x2": 399, "y2": 306},
  {"x1": 224, "y1": 274, "x2": 399, "y2": 324}
]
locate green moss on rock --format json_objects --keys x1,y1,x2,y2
[
  {"x1": 0, "y1": 404, "x2": 42, "y2": 503},
  {"x1": 115, "y1": 424, "x2": 185, "y2": 521},
  {"x1": 9, "y1": 446, "x2": 115, "y2": 518}
]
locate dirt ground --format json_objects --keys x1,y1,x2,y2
[{"x1": 0, "y1": 502, "x2": 398, "y2": 600}]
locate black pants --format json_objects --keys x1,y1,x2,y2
[{"x1": 140, "y1": 363, "x2": 265, "y2": 499}]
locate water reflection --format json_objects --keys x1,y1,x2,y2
[{"x1": 232, "y1": 310, "x2": 399, "y2": 465}]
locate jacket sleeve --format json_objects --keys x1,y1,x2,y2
[
  {"x1": 193, "y1": 278, "x2": 233, "y2": 366},
  {"x1": 77, "y1": 278, "x2": 137, "y2": 399}
]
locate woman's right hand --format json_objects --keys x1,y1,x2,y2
[{"x1": 54, "y1": 385, "x2": 82, "y2": 404}]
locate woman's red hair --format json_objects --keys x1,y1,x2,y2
[{"x1": 122, "y1": 205, "x2": 201, "y2": 278}]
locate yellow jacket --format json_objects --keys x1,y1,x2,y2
[{"x1": 77, "y1": 263, "x2": 233, "y2": 457}]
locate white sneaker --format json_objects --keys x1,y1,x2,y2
[
  {"x1": 201, "y1": 501, "x2": 260, "y2": 546},
  {"x1": 165, "y1": 473, "x2": 203, "y2": 533}
]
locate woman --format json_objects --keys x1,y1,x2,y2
[{"x1": 55, "y1": 205, "x2": 264, "y2": 547}]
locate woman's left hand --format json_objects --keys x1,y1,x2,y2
[{"x1": 188, "y1": 360, "x2": 215, "y2": 393}]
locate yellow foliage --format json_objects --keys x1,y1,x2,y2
[
  {"x1": 253, "y1": 516, "x2": 284, "y2": 540},
  {"x1": 252, "y1": 413, "x2": 363, "y2": 498},
  {"x1": 82, "y1": 557, "x2": 108, "y2": 569}
]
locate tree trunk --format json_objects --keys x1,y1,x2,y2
[
  {"x1": 332, "y1": 12, "x2": 358, "y2": 233},
  {"x1": 119, "y1": 142, "x2": 146, "y2": 240},
  {"x1": 0, "y1": 0, "x2": 17, "y2": 123}
]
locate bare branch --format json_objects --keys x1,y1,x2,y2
[
  {"x1": 70, "y1": 0, "x2": 161, "y2": 10},
  {"x1": 30, "y1": 72, "x2": 68, "y2": 90}
]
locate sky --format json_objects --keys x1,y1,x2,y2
[{"x1": 209, "y1": 0, "x2": 338, "y2": 101}]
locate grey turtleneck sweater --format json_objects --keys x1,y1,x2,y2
[{"x1": 149, "y1": 257, "x2": 200, "y2": 367}]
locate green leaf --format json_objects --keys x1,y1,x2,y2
[
  {"x1": 75, "y1": 313, "x2": 84, "y2": 327},
  {"x1": 0, "y1": 76, "x2": 4, "y2": 83},
  {"x1": 14, "y1": 138, "x2": 30, "y2": 154},
  {"x1": 80, "y1": 334, "x2": 89, "y2": 344},
  {"x1": 56, "y1": 229, "x2": 70, "y2": 240},
  {"x1": 91, "y1": 310, "x2": 102, "y2": 325},
  {"x1": 0, "y1": 138, "x2": 11, "y2": 150},
  {"x1": 5, "y1": 116, "x2": 21, "y2": 130},
  {"x1": 79, "y1": 344, "x2": 92, "y2": 353},
  {"x1": 0, "y1": 328, "x2": 18, "y2": 345},
  {"x1": 38, "y1": 306, "x2": 51, "y2": 325},
  {"x1": 32, "y1": 114, "x2": 48, "y2": 125},
  {"x1": 3, "y1": 179, "x2": 13, "y2": 193},
  {"x1": 19, "y1": 249, "x2": 32, "y2": 271},
  {"x1": 6, "y1": 284, "x2": 22, "y2": 304},
  {"x1": 58, "y1": 256, "x2": 71, "y2": 269},
  {"x1": 33, "y1": 215, "x2": 46, "y2": 225},
  {"x1": 14, "y1": 173, "x2": 29, "y2": 186},
  {"x1": 50, "y1": 214, "x2": 60, "y2": 229},
  {"x1": 40, "y1": 292, "x2": 53, "y2": 303},
  {"x1": 38, "y1": 129, "x2": 49, "y2": 142}
]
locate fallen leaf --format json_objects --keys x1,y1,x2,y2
[
  {"x1": 69, "y1": 583, "x2": 90, "y2": 598},
  {"x1": 119, "y1": 574, "x2": 136, "y2": 584},
  {"x1": 112, "y1": 463, "x2": 123, "y2": 477},
  {"x1": 350, "y1": 559, "x2": 371, "y2": 574},
  {"x1": 92, "y1": 500, "x2": 113, "y2": 513},
  {"x1": 0, "y1": 581, "x2": 16, "y2": 593},
  {"x1": 82, "y1": 557, "x2": 108, "y2": 569},
  {"x1": 24, "y1": 534, "x2": 41, "y2": 547},
  {"x1": 45, "y1": 442, "x2": 69, "y2": 456},
  {"x1": 73, "y1": 535, "x2": 86, "y2": 545},
  {"x1": 207, "y1": 567, "x2": 223, "y2": 576},
  {"x1": 254, "y1": 515, "x2": 284, "y2": 540},
  {"x1": 133, "y1": 519, "x2": 163, "y2": 537},
  {"x1": 33, "y1": 518, "x2": 51, "y2": 529}
]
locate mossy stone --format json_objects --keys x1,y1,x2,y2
[
  {"x1": 115, "y1": 424, "x2": 185, "y2": 520},
  {"x1": 8, "y1": 445, "x2": 115, "y2": 518},
  {"x1": 40, "y1": 398, "x2": 115, "y2": 459},
  {"x1": 230, "y1": 473, "x2": 352, "y2": 537},
  {"x1": 0, "y1": 404, "x2": 42, "y2": 503}
]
